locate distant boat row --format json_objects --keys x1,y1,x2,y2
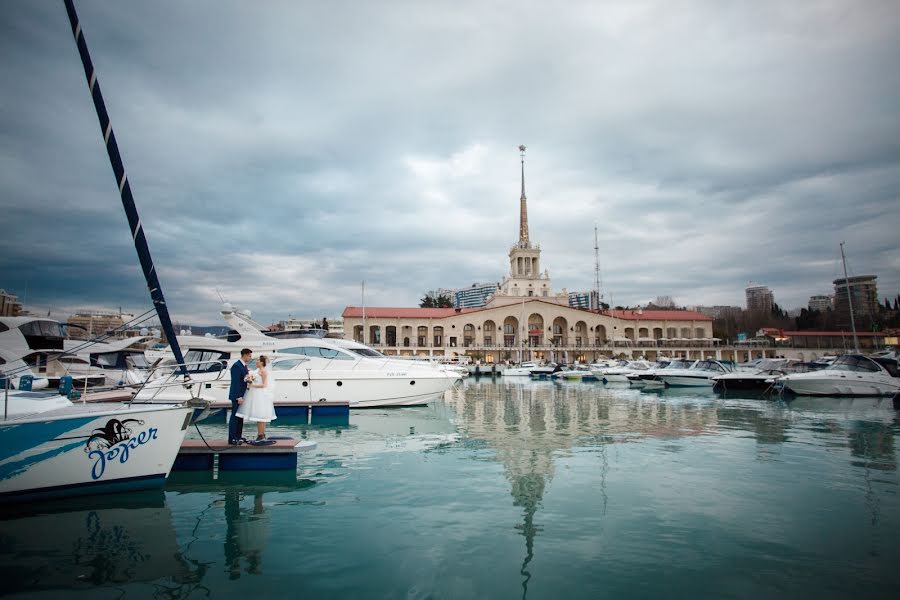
[{"x1": 500, "y1": 353, "x2": 900, "y2": 397}]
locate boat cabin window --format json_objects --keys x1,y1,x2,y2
[
  {"x1": 58, "y1": 355, "x2": 88, "y2": 365},
  {"x1": 282, "y1": 346, "x2": 355, "y2": 360},
  {"x1": 832, "y1": 355, "x2": 880, "y2": 372},
  {"x1": 127, "y1": 353, "x2": 149, "y2": 368},
  {"x1": 0, "y1": 323, "x2": 7, "y2": 333},
  {"x1": 92, "y1": 352, "x2": 121, "y2": 368},
  {"x1": 271, "y1": 358, "x2": 308, "y2": 370},
  {"x1": 20, "y1": 320, "x2": 65, "y2": 338},
  {"x1": 183, "y1": 349, "x2": 230, "y2": 372}
]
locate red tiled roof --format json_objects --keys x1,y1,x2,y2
[
  {"x1": 342, "y1": 307, "x2": 480, "y2": 318},
  {"x1": 780, "y1": 330, "x2": 885, "y2": 337},
  {"x1": 595, "y1": 309, "x2": 712, "y2": 322},
  {"x1": 342, "y1": 305, "x2": 712, "y2": 321}
]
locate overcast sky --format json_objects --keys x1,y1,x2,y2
[{"x1": 2, "y1": 0, "x2": 899, "y2": 325}]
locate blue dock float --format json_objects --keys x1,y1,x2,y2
[
  {"x1": 173, "y1": 438, "x2": 317, "y2": 472},
  {"x1": 198, "y1": 400, "x2": 349, "y2": 424}
]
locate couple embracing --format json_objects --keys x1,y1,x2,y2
[{"x1": 228, "y1": 348, "x2": 277, "y2": 444}]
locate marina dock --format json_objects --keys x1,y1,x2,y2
[
  {"x1": 174, "y1": 437, "x2": 317, "y2": 472},
  {"x1": 201, "y1": 399, "x2": 350, "y2": 423}
]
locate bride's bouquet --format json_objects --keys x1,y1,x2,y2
[{"x1": 244, "y1": 372, "x2": 257, "y2": 384}]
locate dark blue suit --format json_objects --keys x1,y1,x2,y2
[{"x1": 228, "y1": 359, "x2": 248, "y2": 443}]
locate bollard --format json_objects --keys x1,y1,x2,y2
[{"x1": 58, "y1": 375, "x2": 74, "y2": 396}]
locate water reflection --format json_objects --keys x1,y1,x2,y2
[
  {"x1": 224, "y1": 491, "x2": 269, "y2": 578},
  {"x1": 446, "y1": 379, "x2": 900, "y2": 597},
  {"x1": 0, "y1": 491, "x2": 201, "y2": 594}
]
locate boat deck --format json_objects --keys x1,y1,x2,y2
[
  {"x1": 0, "y1": 400, "x2": 186, "y2": 423},
  {"x1": 174, "y1": 437, "x2": 316, "y2": 471}
]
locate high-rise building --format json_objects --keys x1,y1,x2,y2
[
  {"x1": 807, "y1": 295, "x2": 833, "y2": 313},
  {"x1": 455, "y1": 283, "x2": 499, "y2": 309},
  {"x1": 745, "y1": 284, "x2": 774, "y2": 313},
  {"x1": 568, "y1": 291, "x2": 599, "y2": 309},
  {"x1": 0, "y1": 289, "x2": 23, "y2": 317},
  {"x1": 832, "y1": 275, "x2": 878, "y2": 329},
  {"x1": 692, "y1": 305, "x2": 742, "y2": 319}
]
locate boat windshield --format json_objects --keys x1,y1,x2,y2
[
  {"x1": 271, "y1": 357, "x2": 308, "y2": 370},
  {"x1": 666, "y1": 360, "x2": 692, "y2": 369},
  {"x1": 347, "y1": 348, "x2": 385, "y2": 358},
  {"x1": 282, "y1": 346, "x2": 355, "y2": 360},
  {"x1": 830, "y1": 355, "x2": 880, "y2": 373}
]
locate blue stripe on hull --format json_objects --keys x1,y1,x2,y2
[{"x1": 0, "y1": 473, "x2": 166, "y2": 504}]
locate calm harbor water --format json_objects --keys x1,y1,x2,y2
[{"x1": 2, "y1": 379, "x2": 900, "y2": 598}]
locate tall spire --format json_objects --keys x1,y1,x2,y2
[{"x1": 518, "y1": 144, "x2": 529, "y2": 246}]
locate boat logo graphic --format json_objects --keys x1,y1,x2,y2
[{"x1": 84, "y1": 418, "x2": 159, "y2": 480}]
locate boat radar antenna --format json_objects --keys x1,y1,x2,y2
[
  {"x1": 593, "y1": 224, "x2": 603, "y2": 311},
  {"x1": 63, "y1": 0, "x2": 187, "y2": 376}
]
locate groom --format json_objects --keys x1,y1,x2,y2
[{"x1": 228, "y1": 348, "x2": 252, "y2": 444}]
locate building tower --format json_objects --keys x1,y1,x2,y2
[
  {"x1": 745, "y1": 284, "x2": 774, "y2": 314},
  {"x1": 518, "y1": 144, "x2": 529, "y2": 245},
  {"x1": 492, "y1": 145, "x2": 556, "y2": 301},
  {"x1": 832, "y1": 275, "x2": 878, "y2": 329},
  {"x1": 508, "y1": 146, "x2": 540, "y2": 281}
]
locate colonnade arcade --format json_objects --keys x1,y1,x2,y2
[{"x1": 345, "y1": 301, "x2": 715, "y2": 363}]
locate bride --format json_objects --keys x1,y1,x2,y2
[{"x1": 236, "y1": 355, "x2": 276, "y2": 441}]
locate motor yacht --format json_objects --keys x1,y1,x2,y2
[
  {"x1": 629, "y1": 359, "x2": 690, "y2": 387},
  {"x1": 138, "y1": 338, "x2": 461, "y2": 408},
  {"x1": 596, "y1": 360, "x2": 653, "y2": 383},
  {"x1": 656, "y1": 359, "x2": 733, "y2": 387},
  {"x1": 780, "y1": 354, "x2": 900, "y2": 397},
  {"x1": 552, "y1": 365, "x2": 598, "y2": 381},
  {"x1": 530, "y1": 363, "x2": 561, "y2": 378},
  {"x1": 711, "y1": 359, "x2": 824, "y2": 392},
  {"x1": 503, "y1": 362, "x2": 537, "y2": 377}
]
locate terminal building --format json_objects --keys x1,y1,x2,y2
[{"x1": 342, "y1": 147, "x2": 716, "y2": 363}]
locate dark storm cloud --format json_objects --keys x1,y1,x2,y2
[{"x1": 1, "y1": 0, "x2": 898, "y2": 324}]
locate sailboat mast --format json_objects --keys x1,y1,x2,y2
[
  {"x1": 839, "y1": 242, "x2": 860, "y2": 353},
  {"x1": 593, "y1": 224, "x2": 602, "y2": 311},
  {"x1": 63, "y1": 0, "x2": 187, "y2": 375}
]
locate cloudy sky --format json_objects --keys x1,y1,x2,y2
[{"x1": 2, "y1": 0, "x2": 899, "y2": 325}]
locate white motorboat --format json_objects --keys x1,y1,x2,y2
[
  {"x1": 655, "y1": 359, "x2": 733, "y2": 387},
  {"x1": 596, "y1": 360, "x2": 653, "y2": 383},
  {"x1": 552, "y1": 366, "x2": 597, "y2": 381},
  {"x1": 1, "y1": 315, "x2": 156, "y2": 389},
  {"x1": 0, "y1": 350, "x2": 49, "y2": 391},
  {"x1": 530, "y1": 363, "x2": 561, "y2": 378},
  {"x1": 0, "y1": 392, "x2": 192, "y2": 502},
  {"x1": 504, "y1": 362, "x2": 537, "y2": 376},
  {"x1": 137, "y1": 304, "x2": 461, "y2": 407},
  {"x1": 780, "y1": 354, "x2": 900, "y2": 397},
  {"x1": 139, "y1": 346, "x2": 461, "y2": 408},
  {"x1": 628, "y1": 359, "x2": 687, "y2": 387},
  {"x1": 711, "y1": 359, "x2": 824, "y2": 392}
]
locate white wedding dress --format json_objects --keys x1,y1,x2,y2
[{"x1": 236, "y1": 367, "x2": 277, "y2": 423}]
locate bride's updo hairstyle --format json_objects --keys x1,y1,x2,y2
[{"x1": 258, "y1": 355, "x2": 268, "y2": 367}]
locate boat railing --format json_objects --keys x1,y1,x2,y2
[{"x1": 129, "y1": 359, "x2": 229, "y2": 405}]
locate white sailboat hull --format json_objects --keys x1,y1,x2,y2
[{"x1": 0, "y1": 403, "x2": 192, "y2": 502}]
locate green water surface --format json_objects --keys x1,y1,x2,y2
[{"x1": 2, "y1": 379, "x2": 899, "y2": 599}]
